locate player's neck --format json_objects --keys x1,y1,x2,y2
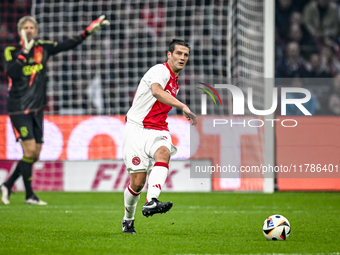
[{"x1": 167, "y1": 61, "x2": 180, "y2": 77}]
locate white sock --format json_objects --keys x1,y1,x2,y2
[
  {"x1": 146, "y1": 162, "x2": 169, "y2": 202},
  {"x1": 123, "y1": 184, "x2": 141, "y2": 220}
]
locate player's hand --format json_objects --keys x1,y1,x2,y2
[
  {"x1": 21, "y1": 29, "x2": 34, "y2": 54},
  {"x1": 182, "y1": 105, "x2": 197, "y2": 126},
  {"x1": 84, "y1": 15, "x2": 110, "y2": 37}
]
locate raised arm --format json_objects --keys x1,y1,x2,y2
[
  {"x1": 151, "y1": 83, "x2": 197, "y2": 126},
  {"x1": 49, "y1": 15, "x2": 110, "y2": 55}
]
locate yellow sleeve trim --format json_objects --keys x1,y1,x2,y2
[
  {"x1": 4, "y1": 46, "x2": 16, "y2": 61},
  {"x1": 35, "y1": 40, "x2": 55, "y2": 45}
]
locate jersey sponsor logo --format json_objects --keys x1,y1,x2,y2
[
  {"x1": 170, "y1": 82, "x2": 177, "y2": 89},
  {"x1": 20, "y1": 126, "x2": 28, "y2": 138},
  {"x1": 22, "y1": 63, "x2": 43, "y2": 76},
  {"x1": 166, "y1": 87, "x2": 178, "y2": 96},
  {"x1": 132, "y1": 155, "x2": 141, "y2": 166},
  {"x1": 166, "y1": 80, "x2": 178, "y2": 95}
]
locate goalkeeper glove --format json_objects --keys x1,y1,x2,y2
[
  {"x1": 21, "y1": 29, "x2": 35, "y2": 54},
  {"x1": 83, "y1": 15, "x2": 110, "y2": 38}
]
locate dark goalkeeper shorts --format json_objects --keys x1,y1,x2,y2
[{"x1": 9, "y1": 109, "x2": 44, "y2": 144}]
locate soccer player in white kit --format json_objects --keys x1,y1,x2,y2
[{"x1": 122, "y1": 39, "x2": 197, "y2": 234}]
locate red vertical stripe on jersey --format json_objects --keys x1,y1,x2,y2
[
  {"x1": 142, "y1": 100, "x2": 172, "y2": 131},
  {"x1": 34, "y1": 46, "x2": 43, "y2": 64},
  {"x1": 29, "y1": 72, "x2": 36, "y2": 87}
]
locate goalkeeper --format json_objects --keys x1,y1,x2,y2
[{"x1": 1, "y1": 15, "x2": 109, "y2": 205}]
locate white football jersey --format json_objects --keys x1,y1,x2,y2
[{"x1": 126, "y1": 62, "x2": 179, "y2": 131}]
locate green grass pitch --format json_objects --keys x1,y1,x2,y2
[{"x1": 0, "y1": 192, "x2": 339, "y2": 255}]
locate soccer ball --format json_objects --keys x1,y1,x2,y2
[{"x1": 262, "y1": 215, "x2": 291, "y2": 241}]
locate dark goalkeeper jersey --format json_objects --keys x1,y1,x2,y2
[{"x1": 4, "y1": 35, "x2": 85, "y2": 114}]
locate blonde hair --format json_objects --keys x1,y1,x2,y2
[{"x1": 17, "y1": 16, "x2": 38, "y2": 32}]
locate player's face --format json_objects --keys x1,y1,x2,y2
[
  {"x1": 167, "y1": 45, "x2": 190, "y2": 74},
  {"x1": 20, "y1": 21, "x2": 38, "y2": 41}
]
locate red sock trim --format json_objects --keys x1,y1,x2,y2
[
  {"x1": 127, "y1": 184, "x2": 141, "y2": 196},
  {"x1": 154, "y1": 162, "x2": 169, "y2": 169}
]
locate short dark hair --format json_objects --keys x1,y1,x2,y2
[{"x1": 168, "y1": 39, "x2": 190, "y2": 53}]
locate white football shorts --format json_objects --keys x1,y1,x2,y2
[{"x1": 123, "y1": 121, "x2": 177, "y2": 173}]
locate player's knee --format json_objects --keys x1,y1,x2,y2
[
  {"x1": 23, "y1": 150, "x2": 40, "y2": 161},
  {"x1": 154, "y1": 146, "x2": 170, "y2": 162},
  {"x1": 23, "y1": 149, "x2": 36, "y2": 159},
  {"x1": 130, "y1": 181, "x2": 145, "y2": 193},
  {"x1": 130, "y1": 172, "x2": 147, "y2": 192}
]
